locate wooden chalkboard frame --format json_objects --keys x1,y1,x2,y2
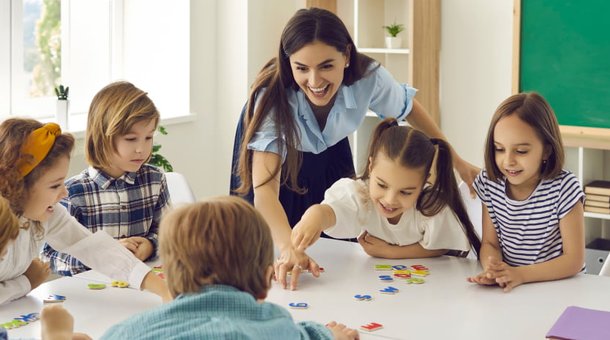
[{"x1": 512, "y1": 0, "x2": 610, "y2": 149}]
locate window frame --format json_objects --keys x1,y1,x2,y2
[{"x1": 1, "y1": 0, "x2": 191, "y2": 131}]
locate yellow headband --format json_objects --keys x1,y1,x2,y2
[{"x1": 17, "y1": 123, "x2": 61, "y2": 177}]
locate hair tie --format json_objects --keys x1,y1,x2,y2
[
  {"x1": 17, "y1": 123, "x2": 61, "y2": 177},
  {"x1": 389, "y1": 119, "x2": 399, "y2": 127}
]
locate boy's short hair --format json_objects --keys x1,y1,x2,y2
[
  {"x1": 0, "y1": 196, "x2": 19, "y2": 254},
  {"x1": 159, "y1": 196, "x2": 274, "y2": 298},
  {"x1": 85, "y1": 81, "x2": 160, "y2": 169}
]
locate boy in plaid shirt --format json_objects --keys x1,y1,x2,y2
[{"x1": 42, "y1": 81, "x2": 170, "y2": 276}]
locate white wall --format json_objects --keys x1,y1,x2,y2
[
  {"x1": 440, "y1": 0, "x2": 514, "y2": 168},
  {"x1": 247, "y1": 1, "x2": 303, "y2": 85},
  {"x1": 214, "y1": 0, "x2": 299, "y2": 199},
  {"x1": 69, "y1": 0, "x2": 219, "y2": 200},
  {"x1": 158, "y1": 0, "x2": 297, "y2": 199},
  {"x1": 161, "y1": 0, "x2": 219, "y2": 198}
]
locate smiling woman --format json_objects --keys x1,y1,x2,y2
[
  {"x1": 290, "y1": 41, "x2": 350, "y2": 130},
  {"x1": 290, "y1": 41, "x2": 349, "y2": 107},
  {"x1": 231, "y1": 7, "x2": 479, "y2": 291}
]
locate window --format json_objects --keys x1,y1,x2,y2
[{"x1": 1, "y1": 0, "x2": 190, "y2": 129}]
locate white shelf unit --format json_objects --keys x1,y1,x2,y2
[
  {"x1": 358, "y1": 47, "x2": 411, "y2": 54},
  {"x1": 337, "y1": 0, "x2": 440, "y2": 174},
  {"x1": 564, "y1": 133, "x2": 610, "y2": 274},
  {"x1": 565, "y1": 145, "x2": 610, "y2": 240}
]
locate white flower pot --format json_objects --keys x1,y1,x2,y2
[
  {"x1": 385, "y1": 37, "x2": 402, "y2": 49},
  {"x1": 56, "y1": 99, "x2": 69, "y2": 130}
]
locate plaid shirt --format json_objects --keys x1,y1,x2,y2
[{"x1": 42, "y1": 164, "x2": 170, "y2": 276}]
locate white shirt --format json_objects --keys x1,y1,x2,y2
[
  {"x1": 0, "y1": 203, "x2": 150, "y2": 305},
  {"x1": 322, "y1": 179, "x2": 470, "y2": 252}
]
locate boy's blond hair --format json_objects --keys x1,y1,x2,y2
[
  {"x1": 85, "y1": 81, "x2": 160, "y2": 170},
  {"x1": 0, "y1": 195, "x2": 19, "y2": 254},
  {"x1": 159, "y1": 196, "x2": 274, "y2": 298}
]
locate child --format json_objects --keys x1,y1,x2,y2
[
  {"x1": 0, "y1": 196, "x2": 19, "y2": 262},
  {"x1": 42, "y1": 81, "x2": 170, "y2": 276},
  {"x1": 467, "y1": 92, "x2": 585, "y2": 292},
  {"x1": 101, "y1": 197, "x2": 359, "y2": 340},
  {"x1": 0, "y1": 118, "x2": 168, "y2": 305},
  {"x1": 292, "y1": 118, "x2": 481, "y2": 259}
]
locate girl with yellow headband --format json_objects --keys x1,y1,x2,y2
[
  {"x1": 291, "y1": 118, "x2": 481, "y2": 260},
  {"x1": 0, "y1": 118, "x2": 169, "y2": 305}
]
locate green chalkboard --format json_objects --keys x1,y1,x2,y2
[{"x1": 519, "y1": 0, "x2": 610, "y2": 129}]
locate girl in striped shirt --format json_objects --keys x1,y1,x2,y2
[{"x1": 468, "y1": 92, "x2": 585, "y2": 292}]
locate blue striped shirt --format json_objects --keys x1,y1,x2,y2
[
  {"x1": 42, "y1": 164, "x2": 170, "y2": 276},
  {"x1": 101, "y1": 285, "x2": 333, "y2": 340},
  {"x1": 474, "y1": 169, "x2": 584, "y2": 267}
]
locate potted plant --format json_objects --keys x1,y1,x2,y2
[
  {"x1": 148, "y1": 125, "x2": 174, "y2": 172},
  {"x1": 383, "y1": 22, "x2": 404, "y2": 49},
  {"x1": 54, "y1": 84, "x2": 70, "y2": 130}
]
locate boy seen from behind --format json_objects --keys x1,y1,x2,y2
[{"x1": 102, "y1": 196, "x2": 358, "y2": 340}]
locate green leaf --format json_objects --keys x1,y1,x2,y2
[
  {"x1": 147, "y1": 125, "x2": 173, "y2": 172},
  {"x1": 383, "y1": 22, "x2": 404, "y2": 37},
  {"x1": 54, "y1": 84, "x2": 69, "y2": 99}
]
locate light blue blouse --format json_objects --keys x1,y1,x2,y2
[{"x1": 248, "y1": 63, "x2": 417, "y2": 157}]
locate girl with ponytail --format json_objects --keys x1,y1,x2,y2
[{"x1": 292, "y1": 118, "x2": 481, "y2": 259}]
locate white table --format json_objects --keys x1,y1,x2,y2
[
  {"x1": 3, "y1": 238, "x2": 610, "y2": 339},
  {"x1": 1, "y1": 268, "x2": 162, "y2": 339},
  {"x1": 268, "y1": 239, "x2": 610, "y2": 340}
]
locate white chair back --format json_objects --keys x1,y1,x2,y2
[
  {"x1": 459, "y1": 181, "x2": 482, "y2": 239},
  {"x1": 165, "y1": 172, "x2": 196, "y2": 204},
  {"x1": 600, "y1": 254, "x2": 610, "y2": 277},
  {"x1": 459, "y1": 182, "x2": 483, "y2": 260}
]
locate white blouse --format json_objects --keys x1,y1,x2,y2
[
  {"x1": 323, "y1": 178, "x2": 470, "y2": 252},
  {"x1": 0, "y1": 203, "x2": 150, "y2": 304}
]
